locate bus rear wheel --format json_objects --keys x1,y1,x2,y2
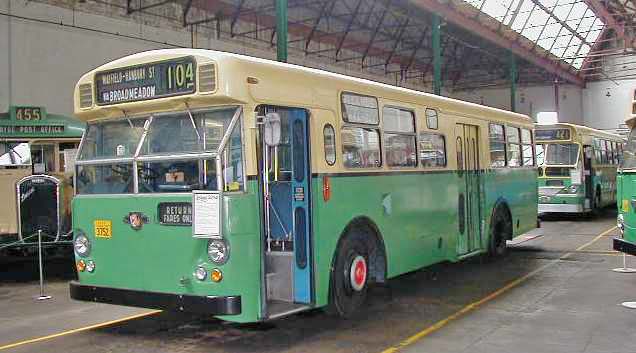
[
  {"x1": 327, "y1": 232, "x2": 370, "y2": 318},
  {"x1": 488, "y1": 207, "x2": 511, "y2": 258}
]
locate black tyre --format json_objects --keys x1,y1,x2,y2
[
  {"x1": 488, "y1": 206, "x2": 511, "y2": 258},
  {"x1": 327, "y1": 231, "x2": 370, "y2": 318}
]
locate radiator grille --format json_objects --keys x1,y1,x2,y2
[
  {"x1": 79, "y1": 83, "x2": 93, "y2": 108},
  {"x1": 198, "y1": 64, "x2": 216, "y2": 93}
]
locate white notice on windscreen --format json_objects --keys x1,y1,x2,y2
[{"x1": 193, "y1": 192, "x2": 220, "y2": 237}]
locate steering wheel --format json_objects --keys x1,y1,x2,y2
[
  {"x1": 138, "y1": 166, "x2": 159, "y2": 181},
  {"x1": 110, "y1": 164, "x2": 131, "y2": 176}
]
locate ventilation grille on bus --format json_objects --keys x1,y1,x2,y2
[
  {"x1": 79, "y1": 83, "x2": 93, "y2": 108},
  {"x1": 198, "y1": 64, "x2": 216, "y2": 93}
]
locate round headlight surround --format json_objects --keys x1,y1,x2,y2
[
  {"x1": 74, "y1": 232, "x2": 91, "y2": 257},
  {"x1": 207, "y1": 238, "x2": 230, "y2": 265},
  {"x1": 618, "y1": 214, "x2": 625, "y2": 234}
]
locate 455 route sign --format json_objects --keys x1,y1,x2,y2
[{"x1": 95, "y1": 56, "x2": 196, "y2": 105}]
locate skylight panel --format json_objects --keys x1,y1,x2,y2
[
  {"x1": 481, "y1": 0, "x2": 513, "y2": 21},
  {"x1": 461, "y1": 0, "x2": 604, "y2": 70},
  {"x1": 510, "y1": 0, "x2": 535, "y2": 31}
]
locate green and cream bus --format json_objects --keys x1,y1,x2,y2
[
  {"x1": 0, "y1": 106, "x2": 84, "y2": 254},
  {"x1": 615, "y1": 100, "x2": 636, "y2": 255},
  {"x1": 70, "y1": 49, "x2": 538, "y2": 322},
  {"x1": 536, "y1": 123, "x2": 623, "y2": 215}
]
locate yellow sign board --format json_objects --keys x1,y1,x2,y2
[
  {"x1": 622, "y1": 200, "x2": 630, "y2": 213},
  {"x1": 94, "y1": 219, "x2": 112, "y2": 238}
]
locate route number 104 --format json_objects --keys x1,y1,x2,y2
[{"x1": 166, "y1": 62, "x2": 194, "y2": 91}]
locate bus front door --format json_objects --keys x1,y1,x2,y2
[
  {"x1": 260, "y1": 107, "x2": 313, "y2": 314},
  {"x1": 455, "y1": 123, "x2": 482, "y2": 256}
]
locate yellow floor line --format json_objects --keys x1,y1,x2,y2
[
  {"x1": 381, "y1": 226, "x2": 617, "y2": 353},
  {"x1": 0, "y1": 310, "x2": 161, "y2": 351}
]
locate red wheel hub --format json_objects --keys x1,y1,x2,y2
[{"x1": 349, "y1": 255, "x2": 367, "y2": 291}]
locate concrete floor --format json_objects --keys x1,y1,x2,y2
[{"x1": 0, "y1": 211, "x2": 633, "y2": 353}]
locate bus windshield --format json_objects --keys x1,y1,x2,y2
[
  {"x1": 544, "y1": 143, "x2": 579, "y2": 166},
  {"x1": 76, "y1": 106, "x2": 243, "y2": 194},
  {"x1": 0, "y1": 142, "x2": 31, "y2": 166},
  {"x1": 621, "y1": 128, "x2": 636, "y2": 169}
]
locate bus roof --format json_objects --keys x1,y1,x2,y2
[
  {"x1": 0, "y1": 106, "x2": 85, "y2": 139},
  {"x1": 75, "y1": 49, "x2": 532, "y2": 126},
  {"x1": 535, "y1": 122, "x2": 624, "y2": 141}
]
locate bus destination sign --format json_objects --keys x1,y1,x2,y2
[
  {"x1": 95, "y1": 56, "x2": 196, "y2": 105},
  {"x1": 535, "y1": 128, "x2": 571, "y2": 141}
]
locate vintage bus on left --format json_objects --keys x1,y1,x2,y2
[{"x1": 0, "y1": 106, "x2": 85, "y2": 255}]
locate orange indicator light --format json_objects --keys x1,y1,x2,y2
[
  {"x1": 211, "y1": 268, "x2": 223, "y2": 282},
  {"x1": 76, "y1": 260, "x2": 86, "y2": 272}
]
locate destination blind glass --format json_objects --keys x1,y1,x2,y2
[
  {"x1": 535, "y1": 128, "x2": 571, "y2": 141},
  {"x1": 95, "y1": 56, "x2": 196, "y2": 105}
]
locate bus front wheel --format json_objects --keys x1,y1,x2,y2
[{"x1": 327, "y1": 231, "x2": 370, "y2": 318}]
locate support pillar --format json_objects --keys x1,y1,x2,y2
[
  {"x1": 509, "y1": 51, "x2": 517, "y2": 112},
  {"x1": 276, "y1": 0, "x2": 288, "y2": 63},
  {"x1": 432, "y1": 14, "x2": 441, "y2": 95}
]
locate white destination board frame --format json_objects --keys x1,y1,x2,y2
[{"x1": 192, "y1": 190, "x2": 222, "y2": 238}]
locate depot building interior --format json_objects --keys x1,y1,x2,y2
[{"x1": 2, "y1": 0, "x2": 636, "y2": 353}]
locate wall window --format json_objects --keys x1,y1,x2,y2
[
  {"x1": 489, "y1": 124, "x2": 506, "y2": 167},
  {"x1": 323, "y1": 124, "x2": 336, "y2": 166},
  {"x1": 341, "y1": 126, "x2": 381, "y2": 168},
  {"x1": 383, "y1": 106, "x2": 416, "y2": 167},
  {"x1": 506, "y1": 126, "x2": 521, "y2": 167},
  {"x1": 521, "y1": 128, "x2": 534, "y2": 166},
  {"x1": 341, "y1": 92, "x2": 379, "y2": 124},
  {"x1": 425, "y1": 108, "x2": 438, "y2": 129},
  {"x1": 419, "y1": 132, "x2": 446, "y2": 167}
]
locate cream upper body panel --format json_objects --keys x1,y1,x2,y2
[{"x1": 74, "y1": 49, "x2": 531, "y2": 127}]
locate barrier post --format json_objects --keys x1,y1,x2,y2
[
  {"x1": 36, "y1": 229, "x2": 52, "y2": 301},
  {"x1": 612, "y1": 253, "x2": 636, "y2": 273}
]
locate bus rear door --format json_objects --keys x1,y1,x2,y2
[{"x1": 455, "y1": 123, "x2": 482, "y2": 256}]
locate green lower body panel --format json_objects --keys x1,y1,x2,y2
[{"x1": 72, "y1": 168, "x2": 538, "y2": 322}]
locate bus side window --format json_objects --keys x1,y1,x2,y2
[
  {"x1": 521, "y1": 128, "x2": 534, "y2": 166},
  {"x1": 323, "y1": 124, "x2": 336, "y2": 166},
  {"x1": 383, "y1": 106, "x2": 417, "y2": 168},
  {"x1": 594, "y1": 138, "x2": 602, "y2": 164},
  {"x1": 489, "y1": 123, "x2": 506, "y2": 168},
  {"x1": 505, "y1": 126, "x2": 521, "y2": 167},
  {"x1": 419, "y1": 132, "x2": 446, "y2": 167}
]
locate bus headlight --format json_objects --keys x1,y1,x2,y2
[
  {"x1": 558, "y1": 185, "x2": 579, "y2": 194},
  {"x1": 86, "y1": 260, "x2": 96, "y2": 273},
  {"x1": 618, "y1": 214, "x2": 625, "y2": 235},
  {"x1": 194, "y1": 266, "x2": 207, "y2": 281},
  {"x1": 207, "y1": 238, "x2": 229, "y2": 265},
  {"x1": 74, "y1": 232, "x2": 91, "y2": 257}
]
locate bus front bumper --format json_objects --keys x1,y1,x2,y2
[
  {"x1": 613, "y1": 237, "x2": 636, "y2": 256},
  {"x1": 70, "y1": 281, "x2": 241, "y2": 315},
  {"x1": 538, "y1": 203, "x2": 585, "y2": 213}
]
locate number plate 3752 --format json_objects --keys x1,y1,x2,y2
[{"x1": 94, "y1": 220, "x2": 112, "y2": 238}]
